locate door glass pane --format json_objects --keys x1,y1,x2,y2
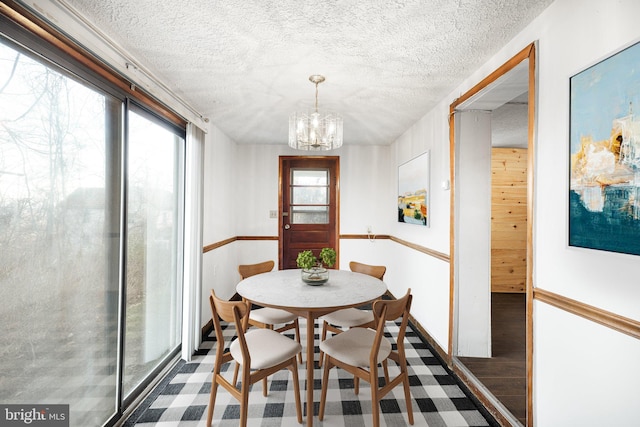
[
  {"x1": 291, "y1": 206, "x2": 329, "y2": 224},
  {"x1": 292, "y1": 186, "x2": 327, "y2": 204},
  {"x1": 290, "y1": 169, "x2": 329, "y2": 224},
  {"x1": 0, "y1": 41, "x2": 119, "y2": 426},
  {"x1": 124, "y1": 110, "x2": 183, "y2": 395},
  {"x1": 292, "y1": 169, "x2": 327, "y2": 185}
]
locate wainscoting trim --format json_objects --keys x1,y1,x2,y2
[
  {"x1": 534, "y1": 288, "x2": 640, "y2": 340},
  {"x1": 389, "y1": 236, "x2": 449, "y2": 262},
  {"x1": 204, "y1": 234, "x2": 450, "y2": 263},
  {"x1": 203, "y1": 237, "x2": 236, "y2": 253}
]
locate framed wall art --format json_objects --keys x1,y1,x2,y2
[
  {"x1": 398, "y1": 151, "x2": 429, "y2": 227},
  {"x1": 569, "y1": 40, "x2": 640, "y2": 255}
]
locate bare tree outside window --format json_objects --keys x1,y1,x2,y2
[{"x1": 0, "y1": 41, "x2": 117, "y2": 426}]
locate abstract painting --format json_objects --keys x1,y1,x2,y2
[
  {"x1": 569, "y1": 41, "x2": 640, "y2": 255},
  {"x1": 398, "y1": 151, "x2": 429, "y2": 226}
]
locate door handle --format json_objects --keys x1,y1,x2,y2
[{"x1": 284, "y1": 224, "x2": 290, "y2": 229}]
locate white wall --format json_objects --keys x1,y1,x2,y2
[
  {"x1": 534, "y1": 301, "x2": 640, "y2": 426},
  {"x1": 389, "y1": 104, "x2": 454, "y2": 351},
  {"x1": 455, "y1": 110, "x2": 492, "y2": 357},
  {"x1": 392, "y1": 109, "x2": 451, "y2": 254},
  {"x1": 202, "y1": 125, "x2": 237, "y2": 309}
]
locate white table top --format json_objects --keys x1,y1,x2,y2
[{"x1": 236, "y1": 268, "x2": 387, "y2": 311}]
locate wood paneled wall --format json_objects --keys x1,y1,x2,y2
[{"x1": 491, "y1": 148, "x2": 527, "y2": 293}]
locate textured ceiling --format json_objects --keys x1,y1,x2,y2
[{"x1": 63, "y1": 0, "x2": 553, "y2": 145}]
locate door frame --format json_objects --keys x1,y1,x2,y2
[
  {"x1": 448, "y1": 42, "x2": 536, "y2": 426},
  {"x1": 278, "y1": 155, "x2": 340, "y2": 270}
]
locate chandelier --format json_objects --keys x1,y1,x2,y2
[{"x1": 288, "y1": 75, "x2": 343, "y2": 150}]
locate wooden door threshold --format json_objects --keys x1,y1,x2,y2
[{"x1": 453, "y1": 359, "x2": 523, "y2": 427}]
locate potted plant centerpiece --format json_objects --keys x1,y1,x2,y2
[{"x1": 297, "y1": 248, "x2": 336, "y2": 285}]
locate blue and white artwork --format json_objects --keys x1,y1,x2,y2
[{"x1": 569, "y1": 41, "x2": 640, "y2": 255}]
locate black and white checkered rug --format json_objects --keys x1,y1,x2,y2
[{"x1": 125, "y1": 318, "x2": 497, "y2": 426}]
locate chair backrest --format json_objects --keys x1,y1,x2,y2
[
  {"x1": 210, "y1": 290, "x2": 249, "y2": 324},
  {"x1": 349, "y1": 261, "x2": 386, "y2": 280},
  {"x1": 238, "y1": 260, "x2": 275, "y2": 279},
  {"x1": 371, "y1": 289, "x2": 412, "y2": 350},
  {"x1": 209, "y1": 289, "x2": 252, "y2": 370}
]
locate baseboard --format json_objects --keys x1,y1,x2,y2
[
  {"x1": 408, "y1": 314, "x2": 450, "y2": 366},
  {"x1": 201, "y1": 319, "x2": 213, "y2": 340}
]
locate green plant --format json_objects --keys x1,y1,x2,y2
[
  {"x1": 319, "y1": 247, "x2": 336, "y2": 267},
  {"x1": 296, "y1": 248, "x2": 337, "y2": 269},
  {"x1": 296, "y1": 250, "x2": 317, "y2": 270}
]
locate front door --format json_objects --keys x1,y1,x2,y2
[{"x1": 279, "y1": 156, "x2": 339, "y2": 269}]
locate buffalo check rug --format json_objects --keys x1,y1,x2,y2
[{"x1": 124, "y1": 318, "x2": 497, "y2": 427}]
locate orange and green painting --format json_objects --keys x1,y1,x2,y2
[{"x1": 398, "y1": 151, "x2": 429, "y2": 226}]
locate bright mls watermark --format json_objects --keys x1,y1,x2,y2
[{"x1": 0, "y1": 405, "x2": 69, "y2": 426}]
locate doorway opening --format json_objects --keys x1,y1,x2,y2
[{"x1": 449, "y1": 43, "x2": 536, "y2": 427}]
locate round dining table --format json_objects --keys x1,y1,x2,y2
[{"x1": 236, "y1": 268, "x2": 387, "y2": 427}]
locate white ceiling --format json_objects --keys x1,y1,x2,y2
[{"x1": 62, "y1": 0, "x2": 553, "y2": 146}]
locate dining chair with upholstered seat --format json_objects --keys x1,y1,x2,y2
[
  {"x1": 238, "y1": 260, "x2": 302, "y2": 364},
  {"x1": 207, "y1": 290, "x2": 303, "y2": 427},
  {"x1": 318, "y1": 261, "x2": 386, "y2": 367},
  {"x1": 318, "y1": 289, "x2": 414, "y2": 427}
]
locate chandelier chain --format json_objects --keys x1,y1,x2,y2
[{"x1": 315, "y1": 82, "x2": 319, "y2": 113}]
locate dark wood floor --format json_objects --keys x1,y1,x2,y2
[{"x1": 458, "y1": 293, "x2": 526, "y2": 425}]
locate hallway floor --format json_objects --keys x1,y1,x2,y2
[{"x1": 459, "y1": 293, "x2": 526, "y2": 425}]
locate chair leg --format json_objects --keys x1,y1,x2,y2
[
  {"x1": 318, "y1": 321, "x2": 328, "y2": 367},
  {"x1": 401, "y1": 370, "x2": 414, "y2": 424},
  {"x1": 240, "y1": 371, "x2": 250, "y2": 427},
  {"x1": 289, "y1": 359, "x2": 303, "y2": 424},
  {"x1": 261, "y1": 328, "x2": 271, "y2": 396},
  {"x1": 294, "y1": 319, "x2": 303, "y2": 364},
  {"x1": 318, "y1": 357, "x2": 332, "y2": 421},
  {"x1": 232, "y1": 362, "x2": 240, "y2": 386},
  {"x1": 382, "y1": 360, "x2": 390, "y2": 384},
  {"x1": 207, "y1": 374, "x2": 219, "y2": 427},
  {"x1": 354, "y1": 375, "x2": 359, "y2": 395},
  {"x1": 370, "y1": 368, "x2": 381, "y2": 427}
]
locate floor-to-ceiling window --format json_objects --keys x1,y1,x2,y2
[
  {"x1": 124, "y1": 107, "x2": 183, "y2": 396},
  {"x1": 0, "y1": 16, "x2": 185, "y2": 427},
  {"x1": 0, "y1": 39, "x2": 121, "y2": 426}
]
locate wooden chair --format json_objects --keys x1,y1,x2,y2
[
  {"x1": 238, "y1": 261, "x2": 302, "y2": 364},
  {"x1": 318, "y1": 289, "x2": 414, "y2": 427},
  {"x1": 206, "y1": 290, "x2": 303, "y2": 427},
  {"x1": 318, "y1": 261, "x2": 386, "y2": 366}
]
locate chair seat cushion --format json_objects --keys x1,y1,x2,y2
[
  {"x1": 249, "y1": 307, "x2": 297, "y2": 325},
  {"x1": 230, "y1": 328, "x2": 302, "y2": 370},
  {"x1": 321, "y1": 308, "x2": 373, "y2": 327},
  {"x1": 319, "y1": 327, "x2": 391, "y2": 368}
]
